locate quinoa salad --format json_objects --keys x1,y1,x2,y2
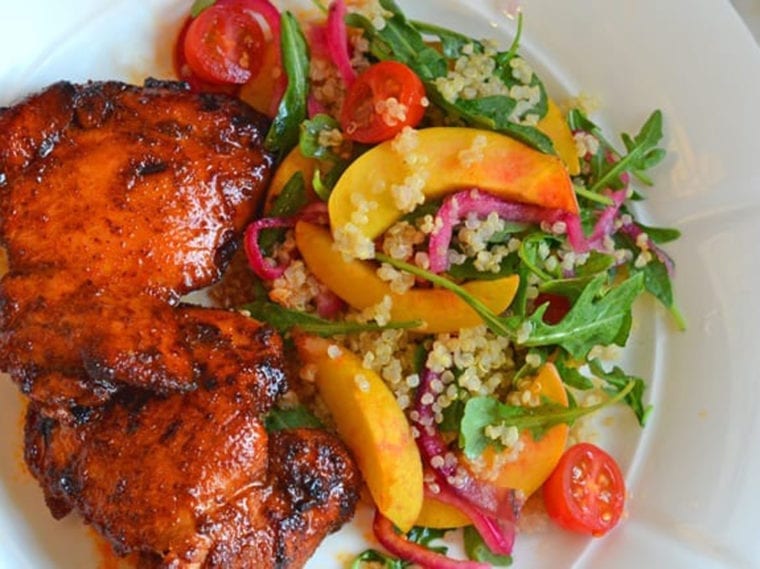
[{"x1": 175, "y1": 0, "x2": 683, "y2": 565}]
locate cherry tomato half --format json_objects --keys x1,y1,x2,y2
[
  {"x1": 183, "y1": 2, "x2": 266, "y2": 85},
  {"x1": 543, "y1": 442, "x2": 626, "y2": 537},
  {"x1": 533, "y1": 292, "x2": 571, "y2": 325},
  {"x1": 340, "y1": 61, "x2": 426, "y2": 143}
]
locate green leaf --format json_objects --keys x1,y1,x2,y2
[
  {"x1": 459, "y1": 381, "x2": 635, "y2": 459},
  {"x1": 463, "y1": 525, "x2": 513, "y2": 566},
  {"x1": 514, "y1": 273, "x2": 646, "y2": 359},
  {"x1": 588, "y1": 359, "x2": 651, "y2": 426},
  {"x1": 265, "y1": 12, "x2": 310, "y2": 161},
  {"x1": 190, "y1": 0, "x2": 215, "y2": 17},
  {"x1": 456, "y1": 96, "x2": 517, "y2": 130},
  {"x1": 427, "y1": 87, "x2": 555, "y2": 154},
  {"x1": 299, "y1": 114, "x2": 342, "y2": 161},
  {"x1": 346, "y1": 2, "x2": 447, "y2": 81},
  {"x1": 411, "y1": 19, "x2": 484, "y2": 57},
  {"x1": 554, "y1": 353, "x2": 595, "y2": 390},
  {"x1": 406, "y1": 526, "x2": 448, "y2": 553},
  {"x1": 517, "y1": 233, "x2": 557, "y2": 281},
  {"x1": 265, "y1": 405, "x2": 324, "y2": 431},
  {"x1": 350, "y1": 549, "x2": 406, "y2": 569},
  {"x1": 635, "y1": 222, "x2": 681, "y2": 244},
  {"x1": 258, "y1": 172, "x2": 307, "y2": 254},
  {"x1": 242, "y1": 300, "x2": 422, "y2": 336},
  {"x1": 588, "y1": 110, "x2": 665, "y2": 194},
  {"x1": 446, "y1": 254, "x2": 520, "y2": 281}
]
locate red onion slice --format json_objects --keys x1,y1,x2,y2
[
  {"x1": 243, "y1": 217, "x2": 294, "y2": 280},
  {"x1": 413, "y1": 367, "x2": 518, "y2": 554},
  {"x1": 425, "y1": 484, "x2": 516, "y2": 556},
  {"x1": 373, "y1": 510, "x2": 491, "y2": 569},
  {"x1": 326, "y1": 0, "x2": 356, "y2": 86},
  {"x1": 427, "y1": 189, "x2": 574, "y2": 273}
]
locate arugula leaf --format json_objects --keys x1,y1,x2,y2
[
  {"x1": 258, "y1": 172, "x2": 307, "y2": 254},
  {"x1": 588, "y1": 110, "x2": 665, "y2": 194},
  {"x1": 406, "y1": 527, "x2": 448, "y2": 553},
  {"x1": 265, "y1": 12, "x2": 310, "y2": 160},
  {"x1": 446, "y1": 254, "x2": 520, "y2": 281},
  {"x1": 538, "y1": 276, "x2": 596, "y2": 302},
  {"x1": 554, "y1": 353, "x2": 595, "y2": 390},
  {"x1": 616, "y1": 232, "x2": 685, "y2": 329},
  {"x1": 376, "y1": 255, "x2": 646, "y2": 360},
  {"x1": 518, "y1": 233, "x2": 557, "y2": 281},
  {"x1": 459, "y1": 380, "x2": 635, "y2": 459},
  {"x1": 412, "y1": 19, "x2": 484, "y2": 57},
  {"x1": 463, "y1": 525, "x2": 513, "y2": 566},
  {"x1": 345, "y1": 2, "x2": 447, "y2": 80},
  {"x1": 265, "y1": 405, "x2": 324, "y2": 431},
  {"x1": 299, "y1": 114, "x2": 343, "y2": 161},
  {"x1": 634, "y1": 222, "x2": 681, "y2": 244},
  {"x1": 350, "y1": 550, "x2": 406, "y2": 569},
  {"x1": 427, "y1": 88, "x2": 555, "y2": 154},
  {"x1": 514, "y1": 272, "x2": 645, "y2": 359},
  {"x1": 242, "y1": 300, "x2": 422, "y2": 336},
  {"x1": 588, "y1": 359, "x2": 651, "y2": 426}
]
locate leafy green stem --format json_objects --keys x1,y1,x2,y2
[{"x1": 573, "y1": 185, "x2": 614, "y2": 205}]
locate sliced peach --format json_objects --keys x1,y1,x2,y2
[
  {"x1": 262, "y1": 147, "x2": 319, "y2": 214},
  {"x1": 294, "y1": 221, "x2": 519, "y2": 334},
  {"x1": 415, "y1": 496, "x2": 472, "y2": 529},
  {"x1": 417, "y1": 363, "x2": 569, "y2": 528},
  {"x1": 538, "y1": 99, "x2": 580, "y2": 176},
  {"x1": 328, "y1": 127, "x2": 578, "y2": 242},
  {"x1": 295, "y1": 334, "x2": 423, "y2": 532},
  {"x1": 469, "y1": 362, "x2": 569, "y2": 497}
]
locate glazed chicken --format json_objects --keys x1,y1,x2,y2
[{"x1": 0, "y1": 80, "x2": 360, "y2": 567}]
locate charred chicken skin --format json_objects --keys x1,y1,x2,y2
[{"x1": 0, "y1": 80, "x2": 360, "y2": 567}]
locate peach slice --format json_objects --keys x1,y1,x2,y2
[
  {"x1": 538, "y1": 99, "x2": 580, "y2": 176},
  {"x1": 471, "y1": 362, "x2": 569, "y2": 497},
  {"x1": 417, "y1": 362, "x2": 569, "y2": 528},
  {"x1": 295, "y1": 334, "x2": 423, "y2": 532},
  {"x1": 328, "y1": 127, "x2": 578, "y2": 242},
  {"x1": 294, "y1": 221, "x2": 519, "y2": 334}
]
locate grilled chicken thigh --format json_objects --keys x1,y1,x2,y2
[
  {"x1": 24, "y1": 312, "x2": 360, "y2": 568},
  {"x1": 0, "y1": 80, "x2": 360, "y2": 567},
  {"x1": 0, "y1": 79, "x2": 273, "y2": 413}
]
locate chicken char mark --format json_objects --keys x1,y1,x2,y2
[
  {"x1": 0, "y1": 79, "x2": 274, "y2": 412},
  {"x1": 3, "y1": 80, "x2": 362, "y2": 567}
]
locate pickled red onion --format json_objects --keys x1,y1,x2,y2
[
  {"x1": 413, "y1": 367, "x2": 518, "y2": 554},
  {"x1": 373, "y1": 510, "x2": 491, "y2": 569},
  {"x1": 326, "y1": 0, "x2": 356, "y2": 86}
]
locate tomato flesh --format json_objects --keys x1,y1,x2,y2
[
  {"x1": 340, "y1": 61, "x2": 426, "y2": 143},
  {"x1": 543, "y1": 442, "x2": 625, "y2": 536},
  {"x1": 183, "y1": 2, "x2": 266, "y2": 85},
  {"x1": 533, "y1": 292, "x2": 571, "y2": 325}
]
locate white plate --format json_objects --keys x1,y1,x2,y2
[{"x1": 2, "y1": 1, "x2": 760, "y2": 568}]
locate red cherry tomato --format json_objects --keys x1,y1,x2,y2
[
  {"x1": 543, "y1": 443, "x2": 626, "y2": 537},
  {"x1": 183, "y1": 2, "x2": 266, "y2": 85},
  {"x1": 174, "y1": 16, "x2": 239, "y2": 94},
  {"x1": 534, "y1": 292, "x2": 571, "y2": 325},
  {"x1": 339, "y1": 61, "x2": 426, "y2": 143}
]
